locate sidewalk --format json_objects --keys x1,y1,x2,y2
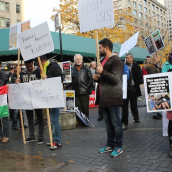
[{"x1": 0, "y1": 85, "x2": 172, "y2": 172}]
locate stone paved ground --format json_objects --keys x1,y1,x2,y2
[{"x1": 0, "y1": 85, "x2": 172, "y2": 172}]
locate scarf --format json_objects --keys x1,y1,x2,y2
[
  {"x1": 75, "y1": 64, "x2": 83, "y2": 72},
  {"x1": 41, "y1": 61, "x2": 50, "y2": 79}
]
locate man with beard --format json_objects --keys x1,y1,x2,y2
[{"x1": 94, "y1": 38, "x2": 123, "y2": 157}]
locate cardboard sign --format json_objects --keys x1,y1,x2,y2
[
  {"x1": 144, "y1": 36, "x2": 156, "y2": 56},
  {"x1": 78, "y1": 0, "x2": 114, "y2": 33},
  {"x1": 64, "y1": 90, "x2": 75, "y2": 111},
  {"x1": 8, "y1": 83, "x2": 33, "y2": 110},
  {"x1": 119, "y1": 32, "x2": 139, "y2": 57},
  {"x1": 144, "y1": 73, "x2": 172, "y2": 113},
  {"x1": 29, "y1": 77, "x2": 64, "y2": 109},
  {"x1": 9, "y1": 20, "x2": 30, "y2": 50},
  {"x1": 62, "y1": 61, "x2": 72, "y2": 83},
  {"x1": 17, "y1": 22, "x2": 54, "y2": 61},
  {"x1": 123, "y1": 74, "x2": 127, "y2": 99}
]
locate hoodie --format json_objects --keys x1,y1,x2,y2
[
  {"x1": 20, "y1": 66, "x2": 41, "y2": 83},
  {"x1": 162, "y1": 61, "x2": 172, "y2": 73}
]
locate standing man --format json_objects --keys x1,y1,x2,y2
[
  {"x1": 67, "y1": 54, "x2": 93, "y2": 126},
  {"x1": 94, "y1": 38, "x2": 123, "y2": 157},
  {"x1": 38, "y1": 55, "x2": 63, "y2": 150},
  {"x1": 16, "y1": 59, "x2": 44, "y2": 144},
  {"x1": 122, "y1": 53, "x2": 141, "y2": 130},
  {"x1": 0, "y1": 61, "x2": 9, "y2": 143}
]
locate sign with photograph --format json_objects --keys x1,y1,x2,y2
[
  {"x1": 144, "y1": 73, "x2": 172, "y2": 113},
  {"x1": 62, "y1": 61, "x2": 72, "y2": 83},
  {"x1": 64, "y1": 90, "x2": 75, "y2": 111},
  {"x1": 144, "y1": 36, "x2": 156, "y2": 56},
  {"x1": 78, "y1": 0, "x2": 114, "y2": 33}
]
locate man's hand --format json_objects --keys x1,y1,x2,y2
[
  {"x1": 42, "y1": 74, "x2": 47, "y2": 79},
  {"x1": 15, "y1": 79, "x2": 20, "y2": 84},
  {"x1": 93, "y1": 74, "x2": 99, "y2": 81},
  {"x1": 97, "y1": 64, "x2": 103, "y2": 74}
]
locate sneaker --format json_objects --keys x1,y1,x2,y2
[
  {"x1": 138, "y1": 97, "x2": 142, "y2": 101},
  {"x1": 99, "y1": 146, "x2": 113, "y2": 153},
  {"x1": 169, "y1": 145, "x2": 172, "y2": 158},
  {"x1": 26, "y1": 137, "x2": 36, "y2": 142},
  {"x1": 111, "y1": 148, "x2": 123, "y2": 157},
  {"x1": 50, "y1": 142, "x2": 62, "y2": 150},
  {"x1": 37, "y1": 139, "x2": 44, "y2": 145},
  {"x1": 2, "y1": 137, "x2": 9, "y2": 143},
  {"x1": 122, "y1": 124, "x2": 128, "y2": 130},
  {"x1": 46, "y1": 142, "x2": 51, "y2": 146},
  {"x1": 153, "y1": 115, "x2": 161, "y2": 119}
]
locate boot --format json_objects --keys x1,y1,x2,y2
[{"x1": 169, "y1": 145, "x2": 172, "y2": 158}]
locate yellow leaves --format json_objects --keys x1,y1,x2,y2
[{"x1": 69, "y1": 160, "x2": 75, "y2": 163}]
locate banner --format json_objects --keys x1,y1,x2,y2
[
  {"x1": 17, "y1": 22, "x2": 54, "y2": 61},
  {"x1": 144, "y1": 36, "x2": 156, "y2": 56},
  {"x1": 119, "y1": 32, "x2": 139, "y2": 57},
  {"x1": 62, "y1": 61, "x2": 72, "y2": 83},
  {"x1": 8, "y1": 83, "x2": 33, "y2": 110},
  {"x1": 144, "y1": 73, "x2": 172, "y2": 113},
  {"x1": 89, "y1": 91, "x2": 98, "y2": 108},
  {"x1": 29, "y1": 77, "x2": 64, "y2": 109},
  {"x1": 78, "y1": 0, "x2": 114, "y2": 33},
  {"x1": 64, "y1": 90, "x2": 75, "y2": 111}
]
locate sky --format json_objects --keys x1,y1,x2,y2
[{"x1": 24, "y1": 0, "x2": 60, "y2": 31}]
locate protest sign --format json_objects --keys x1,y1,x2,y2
[
  {"x1": 17, "y1": 22, "x2": 54, "y2": 61},
  {"x1": 119, "y1": 31, "x2": 139, "y2": 57},
  {"x1": 9, "y1": 20, "x2": 30, "y2": 50},
  {"x1": 29, "y1": 77, "x2": 64, "y2": 109},
  {"x1": 62, "y1": 61, "x2": 72, "y2": 83},
  {"x1": 8, "y1": 83, "x2": 33, "y2": 110},
  {"x1": 64, "y1": 90, "x2": 75, "y2": 111},
  {"x1": 144, "y1": 36, "x2": 156, "y2": 56},
  {"x1": 144, "y1": 73, "x2": 172, "y2": 113},
  {"x1": 152, "y1": 29, "x2": 165, "y2": 52},
  {"x1": 123, "y1": 75, "x2": 127, "y2": 99},
  {"x1": 78, "y1": 0, "x2": 114, "y2": 33}
]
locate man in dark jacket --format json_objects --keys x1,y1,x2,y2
[
  {"x1": 0, "y1": 61, "x2": 9, "y2": 143},
  {"x1": 39, "y1": 55, "x2": 63, "y2": 150},
  {"x1": 16, "y1": 59, "x2": 44, "y2": 144},
  {"x1": 68, "y1": 54, "x2": 93, "y2": 126},
  {"x1": 122, "y1": 53, "x2": 141, "y2": 130},
  {"x1": 94, "y1": 38, "x2": 123, "y2": 157}
]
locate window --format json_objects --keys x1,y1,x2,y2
[
  {"x1": 144, "y1": 7, "x2": 147, "y2": 12},
  {"x1": 145, "y1": 23, "x2": 148, "y2": 27},
  {"x1": 139, "y1": 4, "x2": 142, "y2": 10},
  {"x1": 139, "y1": 12, "x2": 142, "y2": 18},
  {"x1": 16, "y1": 5, "x2": 20, "y2": 13},
  {"x1": 152, "y1": 4, "x2": 155, "y2": 10},
  {"x1": 138, "y1": 0, "x2": 141, "y2": 2},
  {"x1": 133, "y1": 9, "x2": 137, "y2": 16},
  {"x1": 0, "y1": 18, "x2": 5, "y2": 27},
  {"x1": 144, "y1": 15, "x2": 147, "y2": 19},
  {"x1": 170, "y1": 20, "x2": 171, "y2": 22},
  {"x1": 128, "y1": 0, "x2": 131, "y2": 5},
  {"x1": 161, "y1": 23, "x2": 163, "y2": 27},
  {"x1": 152, "y1": 12, "x2": 155, "y2": 16},
  {"x1": 17, "y1": 20, "x2": 20, "y2": 23},
  {"x1": 169, "y1": 24, "x2": 171, "y2": 26},
  {"x1": 134, "y1": 19, "x2": 138, "y2": 24},
  {"x1": 158, "y1": 21, "x2": 160, "y2": 26},
  {"x1": 157, "y1": 14, "x2": 159, "y2": 19},
  {"x1": 5, "y1": 2, "x2": 9, "y2": 11},
  {"x1": 143, "y1": 0, "x2": 146, "y2": 5},
  {"x1": 161, "y1": 16, "x2": 163, "y2": 21},
  {"x1": 133, "y1": 1, "x2": 136, "y2": 7},
  {"x1": 0, "y1": 1, "x2": 5, "y2": 10},
  {"x1": 149, "y1": 10, "x2": 150, "y2": 14},
  {"x1": 156, "y1": 7, "x2": 159, "y2": 11},
  {"x1": 160, "y1": 9, "x2": 162, "y2": 14},
  {"x1": 6, "y1": 18, "x2": 10, "y2": 27}
]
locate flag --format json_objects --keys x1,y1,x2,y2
[{"x1": 0, "y1": 85, "x2": 9, "y2": 118}]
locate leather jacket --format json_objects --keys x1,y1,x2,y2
[{"x1": 0, "y1": 71, "x2": 8, "y2": 87}]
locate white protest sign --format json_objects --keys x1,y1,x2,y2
[
  {"x1": 8, "y1": 83, "x2": 33, "y2": 110},
  {"x1": 123, "y1": 75, "x2": 127, "y2": 99},
  {"x1": 119, "y1": 31, "x2": 139, "y2": 57},
  {"x1": 78, "y1": 0, "x2": 114, "y2": 33},
  {"x1": 17, "y1": 22, "x2": 54, "y2": 61},
  {"x1": 29, "y1": 77, "x2": 64, "y2": 109}
]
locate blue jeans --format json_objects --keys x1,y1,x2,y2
[
  {"x1": 0, "y1": 117, "x2": 9, "y2": 137},
  {"x1": 49, "y1": 108, "x2": 61, "y2": 144},
  {"x1": 100, "y1": 106, "x2": 123, "y2": 148}
]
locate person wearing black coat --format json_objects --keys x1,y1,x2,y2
[{"x1": 122, "y1": 53, "x2": 141, "y2": 130}]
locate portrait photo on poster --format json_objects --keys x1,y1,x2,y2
[
  {"x1": 64, "y1": 90, "x2": 75, "y2": 112},
  {"x1": 145, "y1": 75, "x2": 172, "y2": 113},
  {"x1": 62, "y1": 61, "x2": 72, "y2": 83}
]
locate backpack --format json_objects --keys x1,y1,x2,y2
[{"x1": 123, "y1": 63, "x2": 133, "y2": 87}]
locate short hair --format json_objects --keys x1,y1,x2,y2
[
  {"x1": 146, "y1": 56, "x2": 150, "y2": 58},
  {"x1": 74, "y1": 54, "x2": 83, "y2": 62},
  {"x1": 90, "y1": 61, "x2": 96, "y2": 67},
  {"x1": 126, "y1": 53, "x2": 133, "y2": 58},
  {"x1": 25, "y1": 59, "x2": 34, "y2": 64},
  {"x1": 39, "y1": 55, "x2": 47, "y2": 61},
  {"x1": 113, "y1": 52, "x2": 119, "y2": 55},
  {"x1": 99, "y1": 38, "x2": 113, "y2": 52},
  {"x1": 151, "y1": 95, "x2": 154, "y2": 97}
]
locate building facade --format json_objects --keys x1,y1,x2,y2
[
  {"x1": 0, "y1": 0, "x2": 24, "y2": 29},
  {"x1": 164, "y1": 0, "x2": 172, "y2": 40},
  {"x1": 113, "y1": 0, "x2": 167, "y2": 37}
]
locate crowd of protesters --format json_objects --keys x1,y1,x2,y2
[{"x1": 0, "y1": 38, "x2": 171, "y2": 158}]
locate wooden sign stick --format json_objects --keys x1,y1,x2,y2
[
  {"x1": 95, "y1": 30, "x2": 100, "y2": 66},
  {"x1": 17, "y1": 49, "x2": 26, "y2": 144},
  {"x1": 37, "y1": 56, "x2": 53, "y2": 148}
]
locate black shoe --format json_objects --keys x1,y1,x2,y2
[
  {"x1": 169, "y1": 145, "x2": 172, "y2": 158},
  {"x1": 97, "y1": 116, "x2": 103, "y2": 121},
  {"x1": 19, "y1": 124, "x2": 28, "y2": 129},
  {"x1": 37, "y1": 139, "x2": 44, "y2": 145},
  {"x1": 135, "y1": 119, "x2": 140, "y2": 123},
  {"x1": 44, "y1": 121, "x2": 47, "y2": 125},
  {"x1": 26, "y1": 137, "x2": 36, "y2": 142},
  {"x1": 122, "y1": 124, "x2": 128, "y2": 130},
  {"x1": 12, "y1": 127, "x2": 18, "y2": 130},
  {"x1": 34, "y1": 121, "x2": 39, "y2": 125},
  {"x1": 153, "y1": 115, "x2": 161, "y2": 119},
  {"x1": 157, "y1": 113, "x2": 162, "y2": 117}
]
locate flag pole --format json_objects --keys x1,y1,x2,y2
[
  {"x1": 95, "y1": 30, "x2": 100, "y2": 66},
  {"x1": 37, "y1": 56, "x2": 53, "y2": 148}
]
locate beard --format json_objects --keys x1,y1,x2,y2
[
  {"x1": 100, "y1": 52, "x2": 106, "y2": 57},
  {"x1": 76, "y1": 62, "x2": 82, "y2": 66}
]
